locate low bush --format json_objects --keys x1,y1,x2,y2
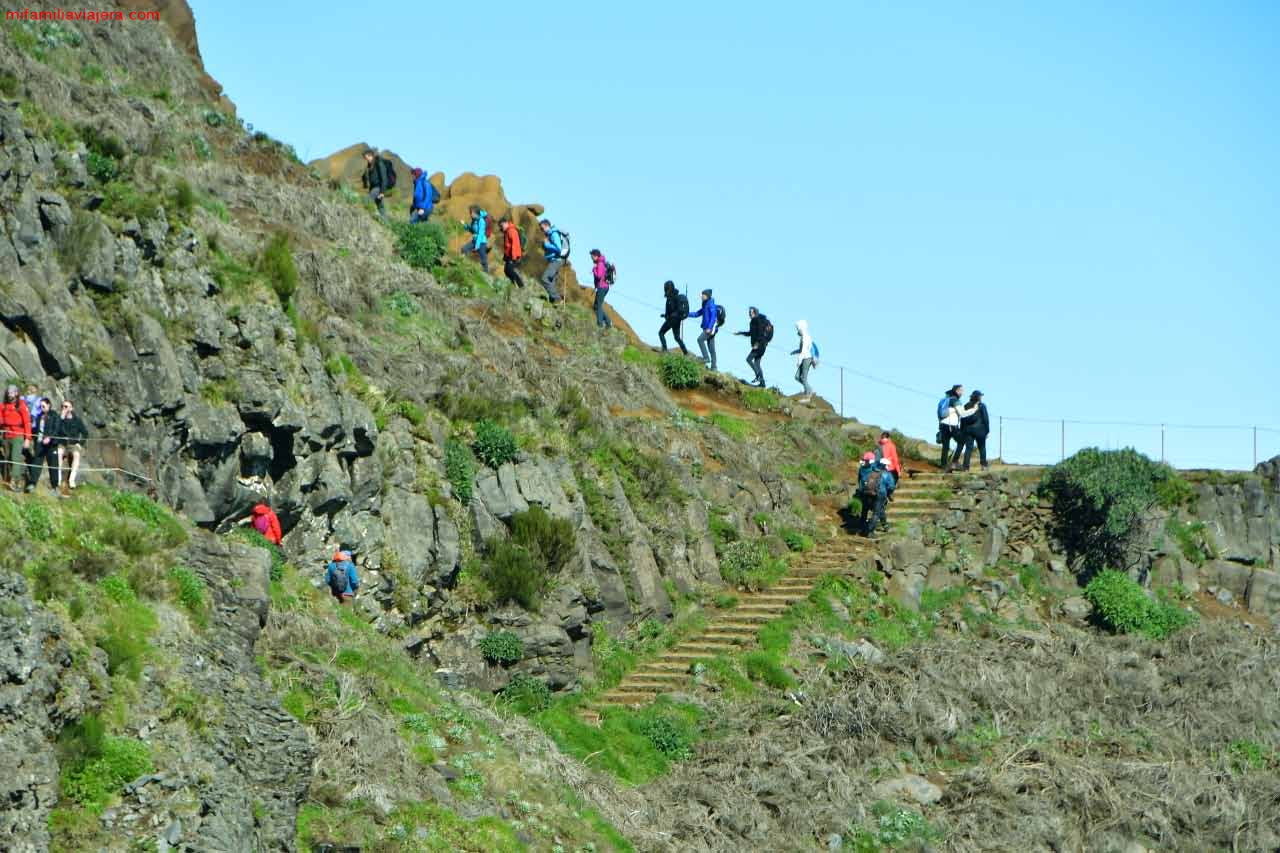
[
  {"x1": 709, "y1": 413, "x2": 750, "y2": 441},
  {"x1": 781, "y1": 528, "x2": 814, "y2": 552},
  {"x1": 111, "y1": 491, "x2": 186, "y2": 548},
  {"x1": 1084, "y1": 569, "x2": 1197, "y2": 640},
  {"x1": 168, "y1": 565, "x2": 207, "y2": 623},
  {"x1": 444, "y1": 439, "x2": 476, "y2": 504},
  {"x1": 658, "y1": 355, "x2": 701, "y2": 390},
  {"x1": 258, "y1": 232, "x2": 298, "y2": 305},
  {"x1": 500, "y1": 673, "x2": 552, "y2": 714},
  {"x1": 390, "y1": 220, "x2": 447, "y2": 270},
  {"x1": 741, "y1": 650, "x2": 794, "y2": 689},
  {"x1": 478, "y1": 631, "x2": 524, "y2": 665},
  {"x1": 61, "y1": 732, "x2": 153, "y2": 812},
  {"x1": 85, "y1": 151, "x2": 118, "y2": 183},
  {"x1": 633, "y1": 709, "x2": 695, "y2": 760},
  {"x1": 472, "y1": 419, "x2": 518, "y2": 468},
  {"x1": 481, "y1": 539, "x2": 544, "y2": 610},
  {"x1": 510, "y1": 505, "x2": 576, "y2": 574},
  {"x1": 740, "y1": 387, "x2": 780, "y2": 412},
  {"x1": 719, "y1": 540, "x2": 787, "y2": 591}
]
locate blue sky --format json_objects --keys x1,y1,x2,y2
[{"x1": 190, "y1": 0, "x2": 1280, "y2": 469}]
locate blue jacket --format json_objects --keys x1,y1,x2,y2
[
  {"x1": 937, "y1": 395, "x2": 956, "y2": 421},
  {"x1": 412, "y1": 175, "x2": 434, "y2": 213},
  {"x1": 857, "y1": 463, "x2": 893, "y2": 498},
  {"x1": 689, "y1": 296, "x2": 718, "y2": 332},
  {"x1": 325, "y1": 559, "x2": 359, "y2": 595},
  {"x1": 542, "y1": 227, "x2": 564, "y2": 261},
  {"x1": 468, "y1": 210, "x2": 489, "y2": 247}
]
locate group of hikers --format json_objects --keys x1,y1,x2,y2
[
  {"x1": 0, "y1": 384, "x2": 90, "y2": 496},
  {"x1": 854, "y1": 432, "x2": 903, "y2": 538},
  {"x1": 936, "y1": 384, "x2": 991, "y2": 472},
  {"x1": 237, "y1": 503, "x2": 358, "y2": 604}
]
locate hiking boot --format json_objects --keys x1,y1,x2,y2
[{"x1": 753, "y1": 379, "x2": 766, "y2": 388}]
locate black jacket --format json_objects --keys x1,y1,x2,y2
[
  {"x1": 663, "y1": 293, "x2": 685, "y2": 322},
  {"x1": 49, "y1": 413, "x2": 89, "y2": 445},
  {"x1": 738, "y1": 314, "x2": 772, "y2": 348},
  {"x1": 961, "y1": 402, "x2": 989, "y2": 438},
  {"x1": 362, "y1": 158, "x2": 390, "y2": 192}
]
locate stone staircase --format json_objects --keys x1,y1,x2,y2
[{"x1": 581, "y1": 469, "x2": 953, "y2": 722}]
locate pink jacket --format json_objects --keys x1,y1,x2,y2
[{"x1": 592, "y1": 255, "x2": 609, "y2": 290}]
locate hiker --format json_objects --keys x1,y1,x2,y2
[
  {"x1": 360, "y1": 149, "x2": 393, "y2": 218},
  {"x1": 409, "y1": 168, "x2": 437, "y2": 223},
  {"x1": 21, "y1": 384, "x2": 43, "y2": 426},
  {"x1": 937, "y1": 385, "x2": 966, "y2": 470},
  {"x1": 461, "y1": 206, "x2": 490, "y2": 274},
  {"x1": 856, "y1": 452, "x2": 892, "y2": 537},
  {"x1": 791, "y1": 320, "x2": 815, "y2": 400},
  {"x1": 249, "y1": 503, "x2": 283, "y2": 546},
  {"x1": 25, "y1": 397, "x2": 58, "y2": 493},
  {"x1": 959, "y1": 390, "x2": 991, "y2": 471},
  {"x1": 325, "y1": 550, "x2": 359, "y2": 604},
  {"x1": 688, "y1": 289, "x2": 720, "y2": 370},
  {"x1": 877, "y1": 431, "x2": 903, "y2": 493},
  {"x1": 500, "y1": 217, "x2": 525, "y2": 288},
  {"x1": 0, "y1": 385, "x2": 31, "y2": 491},
  {"x1": 588, "y1": 249, "x2": 614, "y2": 330},
  {"x1": 658, "y1": 281, "x2": 689, "y2": 355},
  {"x1": 539, "y1": 219, "x2": 568, "y2": 303},
  {"x1": 50, "y1": 398, "x2": 88, "y2": 495},
  {"x1": 734, "y1": 307, "x2": 773, "y2": 388}
]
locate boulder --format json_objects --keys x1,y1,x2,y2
[
  {"x1": 1245, "y1": 568, "x2": 1280, "y2": 617},
  {"x1": 380, "y1": 489, "x2": 438, "y2": 585},
  {"x1": 872, "y1": 774, "x2": 943, "y2": 806}
]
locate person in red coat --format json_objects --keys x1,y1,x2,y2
[
  {"x1": 249, "y1": 503, "x2": 283, "y2": 546},
  {"x1": 0, "y1": 384, "x2": 31, "y2": 490}
]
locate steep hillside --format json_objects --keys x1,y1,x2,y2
[{"x1": 2, "y1": 6, "x2": 1279, "y2": 853}]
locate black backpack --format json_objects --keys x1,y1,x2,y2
[
  {"x1": 430, "y1": 183, "x2": 441, "y2": 204},
  {"x1": 381, "y1": 157, "x2": 397, "y2": 189},
  {"x1": 760, "y1": 316, "x2": 774, "y2": 344},
  {"x1": 605, "y1": 262, "x2": 617, "y2": 284},
  {"x1": 715, "y1": 304, "x2": 726, "y2": 328},
  {"x1": 676, "y1": 294, "x2": 689, "y2": 316},
  {"x1": 327, "y1": 563, "x2": 349, "y2": 595},
  {"x1": 862, "y1": 470, "x2": 883, "y2": 500}
]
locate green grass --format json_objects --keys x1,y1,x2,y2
[
  {"x1": 1085, "y1": 569, "x2": 1198, "y2": 640},
  {"x1": 532, "y1": 699, "x2": 702, "y2": 784},
  {"x1": 1165, "y1": 518, "x2": 1215, "y2": 566},
  {"x1": 708, "y1": 412, "x2": 751, "y2": 441},
  {"x1": 740, "y1": 386, "x2": 781, "y2": 412},
  {"x1": 621, "y1": 345, "x2": 660, "y2": 368},
  {"x1": 719, "y1": 539, "x2": 788, "y2": 591}
]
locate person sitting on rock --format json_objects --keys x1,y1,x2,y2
[
  {"x1": 360, "y1": 149, "x2": 392, "y2": 219},
  {"x1": 248, "y1": 503, "x2": 283, "y2": 546},
  {"x1": 325, "y1": 550, "x2": 359, "y2": 605},
  {"x1": 410, "y1": 168, "x2": 436, "y2": 224},
  {"x1": 49, "y1": 398, "x2": 88, "y2": 496},
  {"x1": 658, "y1": 281, "x2": 689, "y2": 355},
  {"x1": 461, "y1": 205, "x2": 490, "y2": 274},
  {"x1": 856, "y1": 452, "x2": 891, "y2": 537},
  {"x1": 0, "y1": 385, "x2": 31, "y2": 491},
  {"x1": 25, "y1": 397, "x2": 58, "y2": 494},
  {"x1": 734, "y1": 306, "x2": 773, "y2": 388},
  {"x1": 500, "y1": 216, "x2": 525, "y2": 289}
]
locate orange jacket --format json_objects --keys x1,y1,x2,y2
[
  {"x1": 251, "y1": 504, "x2": 283, "y2": 545},
  {"x1": 0, "y1": 399, "x2": 31, "y2": 440},
  {"x1": 501, "y1": 221, "x2": 523, "y2": 261},
  {"x1": 878, "y1": 437, "x2": 902, "y2": 475}
]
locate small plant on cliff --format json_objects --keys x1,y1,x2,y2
[
  {"x1": 478, "y1": 631, "x2": 524, "y2": 665},
  {"x1": 57, "y1": 716, "x2": 153, "y2": 813},
  {"x1": 658, "y1": 354, "x2": 702, "y2": 390},
  {"x1": 1084, "y1": 569, "x2": 1197, "y2": 640},
  {"x1": 481, "y1": 539, "x2": 544, "y2": 610},
  {"x1": 719, "y1": 540, "x2": 786, "y2": 591},
  {"x1": 258, "y1": 232, "x2": 298, "y2": 305},
  {"x1": 500, "y1": 673, "x2": 552, "y2": 713},
  {"x1": 472, "y1": 419, "x2": 518, "y2": 468},
  {"x1": 390, "y1": 220, "x2": 447, "y2": 270},
  {"x1": 444, "y1": 439, "x2": 476, "y2": 504},
  {"x1": 1040, "y1": 448, "x2": 1185, "y2": 577},
  {"x1": 510, "y1": 505, "x2": 576, "y2": 574}
]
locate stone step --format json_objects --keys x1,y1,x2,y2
[
  {"x1": 704, "y1": 626, "x2": 760, "y2": 639},
  {"x1": 632, "y1": 663, "x2": 696, "y2": 676},
  {"x1": 744, "y1": 594, "x2": 807, "y2": 604},
  {"x1": 617, "y1": 678, "x2": 690, "y2": 692},
  {"x1": 672, "y1": 640, "x2": 743, "y2": 654}
]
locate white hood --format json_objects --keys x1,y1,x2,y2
[{"x1": 795, "y1": 320, "x2": 812, "y2": 361}]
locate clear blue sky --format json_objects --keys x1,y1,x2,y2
[{"x1": 190, "y1": 0, "x2": 1280, "y2": 470}]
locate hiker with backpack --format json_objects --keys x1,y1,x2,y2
[
  {"x1": 410, "y1": 168, "x2": 438, "y2": 223},
  {"x1": 659, "y1": 281, "x2": 689, "y2": 355},
  {"x1": 461, "y1": 206, "x2": 491, "y2": 274},
  {"x1": 500, "y1": 217, "x2": 525, "y2": 288},
  {"x1": 857, "y1": 453, "x2": 894, "y2": 537},
  {"x1": 937, "y1": 385, "x2": 967, "y2": 471},
  {"x1": 589, "y1": 249, "x2": 615, "y2": 330},
  {"x1": 734, "y1": 307, "x2": 774, "y2": 388},
  {"x1": 539, "y1": 219, "x2": 569, "y2": 303},
  {"x1": 0, "y1": 385, "x2": 31, "y2": 491},
  {"x1": 360, "y1": 149, "x2": 394, "y2": 218},
  {"x1": 325, "y1": 550, "x2": 359, "y2": 604},
  {"x1": 246, "y1": 503, "x2": 284, "y2": 546},
  {"x1": 49, "y1": 398, "x2": 88, "y2": 495},
  {"x1": 958, "y1": 390, "x2": 991, "y2": 471},
  {"x1": 791, "y1": 320, "x2": 817, "y2": 401},
  {"x1": 876, "y1": 431, "x2": 904, "y2": 492},
  {"x1": 25, "y1": 396, "x2": 57, "y2": 493},
  {"x1": 688, "y1": 289, "x2": 722, "y2": 370}
]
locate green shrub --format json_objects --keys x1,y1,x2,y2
[
  {"x1": 478, "y1": 631, "x2": 524, "y2": 665},
  {"x1": 472, "y1": 419, "x2": 518, "y2": 468},
  {"x1": 85, "y1": 151, "x2": 118, "y2": 183},
  {"x1": 658, "y1": 355, "x2": 702, "y2": 390},
  {"x1": 0, "y1": 70, "x2": 18, "y2": 97},
  {"x1": 481, "y1": 539, "x2": 545, "y2": 610},
  {"x1": 742, "y1": 650, "x2": 794, "y2": 689},
  {"x1": 708, "y1": 506, "x2": 738, "y2": 554},
  {"x1": 258, "y1": 233, "x2": 298, "y2": 305},
  {"x1": 20, "y1": 501, "x2": 53, "y2": 540},
  {"x1": 168, "y1": 565, "x2": 206, "y2": 622},
  {"x1": 390, "y1": 220, "x2": 448, "y2": 270},
  {"x1": 1084, "y1": 569, "x2": 1197, "y2": 640},
  {"x1": 633, "y1": 710, "x2": 694, "y2": 760},
  {"x1": 509, "y1": 505, "x2": 576, "y2": 574},
  {"x1": 1040, "y1": 448, "x2": 1184, "y2": 576},
  {"x1": 500, "y1": 673, "x2": 552, "y2": 714},
  {"x1": 1166, "y1": 518, "x2": 1214, "y2": 566},
  {"x1": 719, "y1": 540, "x2": 787, "y2": 591},
  {"x1": 444, "y1": 439, "x2": 476, "y2": 504},
  {"x1": 111, "y1": 491, "x2": 185, "y2": 548},
  {"x1": 740, "y1": 387, "x2": 779, "y2": 412},
  {"x1": 79, "y1": 124, "x2": 126, "y2": 160},
  {"x1": 60, "y1": 733, "x2": 153, "y2": 812},
  {"x1": 383, "y1": 289, "x2": 421, "y2": 318},
  {"x1": 99, "y1": 181, "x2": 160, "y2": 220},
  {"x1": 171, "y1": 178, "x2": 195, "y2": 216},
  {"x1": 780, "y1": 528, "x2": 814, "y2": 553}
]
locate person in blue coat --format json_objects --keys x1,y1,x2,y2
[
  {"x1": 539, "y1": 218, "x2": 567, "y2": 303},
  {"x1": 688, "y1": 289, "x2": 720, "y2": 370},
  {"x1": 324, "y1": 551, "x2": 359, "y2": 604},
  {"x1": 410, "y1": 168, "x2": 435, "y2": 223},
  {"x1": 856, "y1": 453, "x2": 895, "y2": 537}
]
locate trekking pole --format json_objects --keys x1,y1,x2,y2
[{"x1": 998, "y1": 416, "x2": 1003, "y2": 463}]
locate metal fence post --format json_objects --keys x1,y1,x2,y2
[
  {"x1": 1060, "y1": 420, "x2": 1065, "y2": 462},
  {"x1": 839, "y1": 367, "x2": 844, "y2": 419},
  {"x1": 998, "y1": 416, "x2": 1003, "y2": 462},
  {"x1": 1255, "y1": 427, "x2": 1258, "y2": 468},
  {"x1": 1161, "y1": 424, "x2": 1166, "y2": 464}
]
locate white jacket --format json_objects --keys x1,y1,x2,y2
[{"x1": 794, "y1": 320, "x2": 812, "y2": 365}]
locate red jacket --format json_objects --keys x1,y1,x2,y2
[
  {"x1": 251, "y1": 504, "x2": 283, "y2": 545},
  {"x1": 501, "y1": 222, "x2": 523, "y2": 261},
  {"x1": 0, "y1": 399, "x2": 31, "y2": 440},
  {"x1": 879, "y1": 437, "x2": 902, "y2": 475}
]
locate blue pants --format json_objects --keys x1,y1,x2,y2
[
  {"x1": 410, "y1": 209, "x2": 432, "y2": 224},
  {"x1": 594, "y1": 288, "x2": 613, "y2": 328}
]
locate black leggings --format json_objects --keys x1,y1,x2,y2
[{"x1": 659, "y1": 319, "x2": 687, "y2": 354}]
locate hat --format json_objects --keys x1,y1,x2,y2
[
  {"x1": 590, "y1": 249, "x2": 601, "y2": 257},
  {"x1": 332, "y1": 550, "x2": 351, "y2": 562},
  {"x1": 701, "y1": 288, "x2": 712, "y2": 297},
  {"x1": 862, "y1": 452, "x2": 875, "y2": 462},
  {"x1": 749, "y1": 306, "x2": 758, "y2": 313},
  {"x1": 252, "y1": 503, "x2": 270, "y2": 514},
  {"x1": 411, "y1": 167, "x2": 423, "y2": 178},
  {"x1": 971, "y1": 390, "x2": 983, "y2": 398},
  {"x1": 539, "y1": 218, "x2": 551, "y2": 226}
]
